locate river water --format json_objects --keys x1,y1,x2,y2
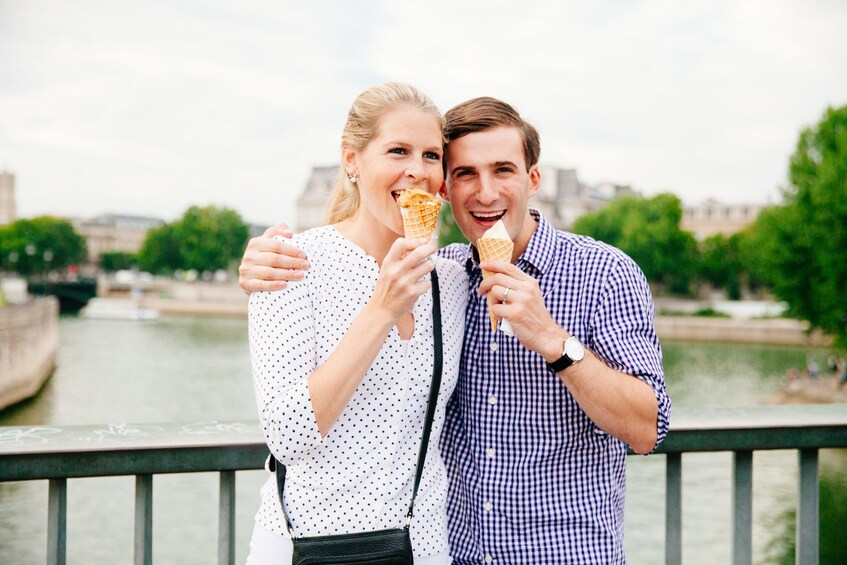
[{"x1": 0, "y1": 315, "x2": 842, "y2": 564}]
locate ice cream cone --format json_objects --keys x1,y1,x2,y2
[
  {"x1": 397, "y1": 189, "x2": 442, "y2": 240},
  {"x1": 477, "y1": 223, "x2": 514, "y2": 332}
]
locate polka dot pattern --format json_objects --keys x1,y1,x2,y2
[{"x1": 248, "y1": 226, "x2": 467, "y2": 559}]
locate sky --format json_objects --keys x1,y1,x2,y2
[{"x1": 1, "y1": 0, "x2": 845, "y2": 227}]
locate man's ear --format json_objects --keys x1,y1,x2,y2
[
  {"x1": 341, "y1": 148, "x2": 357, "y2": 177},
  {"x1": 438, "y1": 181, "x2": 449, "y2": 201},
  {"x1": 527, "y1": 164, "x2": 541, "y2": 198}
]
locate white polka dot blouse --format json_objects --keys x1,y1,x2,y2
[{"x1": 248, "y1": 226, "x2": 468, "y2": 558}]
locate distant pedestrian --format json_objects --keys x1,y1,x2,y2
[{"x1": 807, "y1": 359, "x2": 820, "y2": 380}]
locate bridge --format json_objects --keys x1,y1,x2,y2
[{"x1": 1, "y1": 404, "x2": 845, "y2": 565}]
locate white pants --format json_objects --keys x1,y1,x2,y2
[{"x1": 246, "y1": 522, "x2": 452, "y2": 565}]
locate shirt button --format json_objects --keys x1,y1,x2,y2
[
  {"x1": 484, "y1": 501, "x2": 493, "y2": 511},
  {"x1": 484, "y1": 555, "x2": 493, "y2": 563},
  {"x1": 488, "y1": 395, "x2": 497, "y2": 405},
  {"x1": 490, "y1": 342, "x2": 498, "y2": 351},
  {"x1": 486, "y1": 448, "x2": 496, "y2": 458}
]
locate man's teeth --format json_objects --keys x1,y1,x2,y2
[{"x1": 472, "y1": 211, "x2": 504, "y2": 219}]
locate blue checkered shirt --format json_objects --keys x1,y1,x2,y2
[{"x1": 437, "y1": 211, "x2": 670, "y2": 564}]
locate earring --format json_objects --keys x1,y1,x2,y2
[{"x1": 347, "y1": 172, "x2": 358, "y2": 184}]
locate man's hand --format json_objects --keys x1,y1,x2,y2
[
  {"x1": 478, "y1": 261, "x2": 564, "y2": 360},
  {"x1": 238, "y1": 223, "x2": 311, "y2": 294}
]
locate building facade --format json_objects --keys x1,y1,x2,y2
[
  {"x1": 72, "y1": 214, "x2": 164, "y2": 266},
  {"x1": 681, "y1": 199, "x2": 768, "y2": 239},
  {"x1": 0, "y1": 171, "x2": 15, "y2": 226}
]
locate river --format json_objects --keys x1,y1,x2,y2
[{"x1": 0, "y1": 315, "x2": 842, "y2": 564}]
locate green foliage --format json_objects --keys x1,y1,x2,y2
[
  {"x1": 698, "y1": 233, "x2": 743, "y2": 299},
  {"x1": 572, "y1": 193, "x2": 698, "y2": 295},
  {"x1": 0, "y1": 216, "x2": 87, "y2": 276},
  {"x1": 759, "y1": 105, "x2": 847, "y2": 348},
  {"x1": 437, "y1": 202, "x2": 469, "y2": 247},
  {"x1": 764, "y1": 469, "x2": 847, "y2": 564},
  {"x1": 137, "y1": 205, "x2": 249, "y2": 275},
  {"x1": 99, "y1": 251, "x2": 137, "y2": 273},
  {"x1": 138, "y1": 223, "x2": 182, "y2": 275}
]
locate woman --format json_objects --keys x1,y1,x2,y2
[{"x1": 246, "y1": 83, "x2": 467, "y2": 564}]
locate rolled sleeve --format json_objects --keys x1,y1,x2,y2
[{"x1": 591, "y1": 257, "x2": 671, "y2": 450}]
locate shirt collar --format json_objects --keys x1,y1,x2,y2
[{"x1": 464, "y1": 209, "x2": 557, "y2": 276}]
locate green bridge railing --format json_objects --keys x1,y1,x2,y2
[{"x1": 1, "y1": 405, "x2": 845, "y2": 565}]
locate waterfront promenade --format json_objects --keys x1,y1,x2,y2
[{"x1": 117, "y1": 279, "x2": 832, "y2": 347}]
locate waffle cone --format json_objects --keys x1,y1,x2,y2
[
  {"x1": 477, "y1": 237, "x2": 514, "y2": 332},
  {"x1": 401, "y1": 200, "x2": 441, "y2": 240}
]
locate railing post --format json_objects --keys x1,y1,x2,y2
[
  {"x1": 135, "y1": 474, "x2": 153, "y2": 565},
  {"x1": 665, "y1": 452, "x2": 682, "y2": 565},
  {"x1": 47, "y1": 478, "x2": 67, "y2": 565},
  {"x1": 218, "y1": 471, "x2": 236, "y2": 565},
  {"x1": 797, "y1": 448, "x2": 819, "y2": 565},
  {"x1": 732, "y1": 450, "x2": 753, "y2": 565}
]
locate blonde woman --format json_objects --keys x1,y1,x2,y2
[{"x1": 246, "y1": 83, "x2": 467, "y2": 564}]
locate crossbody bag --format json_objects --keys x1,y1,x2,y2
[{"x1": 271, "y1": 268, "x2": 443, "y2": 565}]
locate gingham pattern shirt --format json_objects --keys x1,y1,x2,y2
[{"x1": 437, "y1": 210, "x2": 670, "y2": 564}]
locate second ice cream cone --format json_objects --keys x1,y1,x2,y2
[{"x1": 477, "y1": 224, "x2": 514, "y2": 332}]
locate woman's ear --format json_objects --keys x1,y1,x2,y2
[{"x1": 341, "y1": 148, "x2": 357, "y2": 178}]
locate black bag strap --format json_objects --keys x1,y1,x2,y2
[{"x1": 272, "y1": 268, "x2": 443, "y2": 537}]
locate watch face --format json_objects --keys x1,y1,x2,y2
[{"x1": 565, "y1": 337, "x2": 585, "y2": 362}]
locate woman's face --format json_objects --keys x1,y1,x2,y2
[{"x1": 344, "y1": 106, "x2": 444, "y2": 236}]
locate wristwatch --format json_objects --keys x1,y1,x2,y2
[{"x1": 545, "y1": 336, "x2": 585, "y2": 374}]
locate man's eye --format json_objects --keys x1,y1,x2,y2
[{"x1": 496, "y1": 167, "x2": 514, "y2": 174}]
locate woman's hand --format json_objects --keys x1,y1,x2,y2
[{"x1": 368, "y1": 238, "x2": 436, "y2": 322}]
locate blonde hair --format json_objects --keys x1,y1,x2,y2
[{"x1": 325, "y1": 83, "x2": 443, "y2": 224}]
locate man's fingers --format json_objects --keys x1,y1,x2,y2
[
  {"x1": 479, "y1": 273, "x2": 520, "y2": 296},
  {"x1": 479, "y1": 260, "x2": 522, "y2": 277},
  {"x1": 263, "y1": 223, "x2": 292, "y2": 239}
]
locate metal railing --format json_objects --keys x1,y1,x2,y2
[{"x1": 1, "y1": 405, "x2": 846, "y2": 565}]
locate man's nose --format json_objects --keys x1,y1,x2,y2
[{"x1": 476, "y1": 174, "x2": 499, "y2": 205}]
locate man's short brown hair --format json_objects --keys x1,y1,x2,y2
[{"x1": 444, "y1": 97, "x2": 541, "y2": 171}]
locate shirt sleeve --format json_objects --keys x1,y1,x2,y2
[
  {"x1": 589, "y1": 256, "x2": 672, "y2": 450},
  {"x1": 248, "y1": 278, "x2": 323, "y2": 465}
]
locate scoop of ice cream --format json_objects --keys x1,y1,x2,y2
[
  {"x1": 480, "y1": 219, "x2": 510, "y2": 241},
  {"x1": 396, "y1": 188, "x2": 439, "y2": 208}
]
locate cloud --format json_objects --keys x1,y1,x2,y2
[{"x1": 1, "y1": 0, "x2": 845, "y2": 226}]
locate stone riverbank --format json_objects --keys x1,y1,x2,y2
[{"x1": 0, "y1": 297, "x2": 59, "y2": 410}]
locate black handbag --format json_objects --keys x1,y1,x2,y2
[{"x1": 271, "y1": 269, "x2": 443, "y2": 565}]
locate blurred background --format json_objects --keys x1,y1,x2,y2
[{"x1": 1, "y1": 1, "x2": 846, "y2": 564}]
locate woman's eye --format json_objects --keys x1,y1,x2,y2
[
  {"x1": 388, "y1": 147, "x2": 407, "y2": 155},
  {"x1": 424, "y1": 151, "x2": 441, "y2": 161}
]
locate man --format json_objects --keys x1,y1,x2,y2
[{"x1": 239, "y1": 97, "x2": 671, "y2": 563}]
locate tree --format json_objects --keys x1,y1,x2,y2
[
  {"x1": 137, "y1": 205, "x2": 249, "y2": 275},
  {"x1": 437, "y1": 202, "x2": 469, "y2": 247},
  {"x1": 137, "y1": 223, "x2": 182, "y2": 275},
  {"x1": 175, "y1": 206, "x2": 249, "y2": 272},
  {"x1": 698, "y1": 233, "x2": 743, "y2": 299},
  {"x1": 0, "y1": 216, "x2": 87, "y2": 276},
  {"x1": 572, "y1": 193, "x2": 698, "y2": 294},
  {"x1": 100, "y1": 251, "x2": 137, "y2": 273},
  {"x1": 764, "y1": 105, "x2": 847, "y2": 347}
]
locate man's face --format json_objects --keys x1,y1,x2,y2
[{"x1": 441, "y1": 126, "x2": 540, "y2": 258}]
